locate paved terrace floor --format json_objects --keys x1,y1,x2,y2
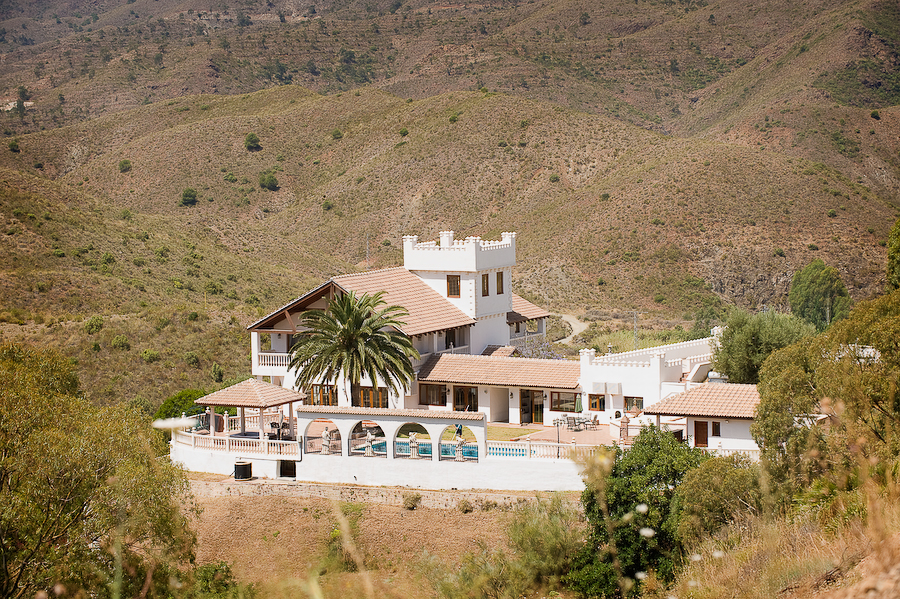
[{"x1": 490, "y1": 422, "x2": 614, "y2": 445}]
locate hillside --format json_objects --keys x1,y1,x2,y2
[
  {"x1": 0, "y1": 0, "x2": 896, "y2": 193},
  {"x1": 0, "y1": 0, "x2": 897, "y2": 406}
]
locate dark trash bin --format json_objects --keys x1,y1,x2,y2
[{"x1": 234, "y1": 460, "x2": 252, "y2": 481}]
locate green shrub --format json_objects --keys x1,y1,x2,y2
[
  {"x1": 8, "y1": 139, "x2": 19, "y2": 152},
  {"x1": 449, "y1": 114, "x2": 458, "y2": 123},
  {"x1": 154, "y1": 388, "x2": 207, "y2": 420},
  {"x1": 258, "y1": 172, "x2": 278, "y2": 191},
  {"x1": 498, "y1": 140, "x2": 508, "y2": 147},
  {"x1": 184, "y1": 351, "x2": 200, "y2": 368},
  {"x1": 871, "y1": 110, "x2": 880, "y2": 120},
  {"x1": 549, "y1": 174, "x2": 560, "y2": 183},
  {"x1": 399, "y1": 127, "x2": 408, "y2": 137},
  {"x1": 244, "y1": 132, "x2": 260, "y2": 151},
  {"x1": 140, "y1": 348, "x2": 159, "y2": 362},
  {"x1": 118, "y1": 159, "x2": 132, "y2": 173},
  {"x1": 458, "y1": 499, "x2": 474, "y2": 514},
  {"x1": 112, "y1": 335, "x2": 131, "y2": 351},
  {"x1": 187, "y1": 311, "x2": 199, "y2": 321},
  {"x1": 223, "y1": 172, "x2": 237, "y2": 183},
  {"x1": 331, "y1": 129, "x2": 343, "y2": 140},
  {"x1": 100, "y1": 252, "x2": 115, "y2": 265},
  {"x1": 204, "y1": 281, "x2": 223, "y2": 295},
  {"x1": 52, "y1": 249, "x2": 65, "y2": 258},
  {"x1": 808, "y1": 243, "x2": 819, "y2": 250},
  {"x1": 827, "y1": 209, "x2": 837, "y2": 218},
  {"x1": 84, "y1": 315, "x2": 104, "y2": 335},
  {"x1": 774, "y1": 248, "x2": 786, "y2": 257},
  {"x1": 322, "y1": 200, "x2": 333, "y2": 211},
  {"x1": 211, "y1": 362, "x2": 224, "y2": 382},
  {"x1": 180, "y1": 188, "x2": 198, "y2": 207},
  {"x1": 403, "y1": 492, "x2": 422, "y2": 510}
]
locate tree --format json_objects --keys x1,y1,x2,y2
[
  {"x1": 788, "y1": 259, "x2": 852, "y2": 330},
  {"x1": 243, "y1": 132, "x2": 260, "y2": 151},
  {"x1": 180, "y1": 187, "x2": 198, "y2": 206},
  {"x1": 288, "y1": 291, "x2": 419, "y2": 406},
  {"x1": 0, "y1": 343, "x2": 196, "y2": 598},
  {"x1": 712, "y1": 308, "x2": 815, "y2": 384},
  {"x1": 565, "y1": 427, "x2": 708, "y2": 597},
  {"x1": 888, "y1": 216, "x2": 900, "y2": 291},
  {"x1": 754, "y1": 289, "x2": 900, "y2": 493},
  {"x1": 670, "y1": 454, "x2": 761, "y2": 545}
]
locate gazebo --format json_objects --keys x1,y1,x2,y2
[{"x1": 196, "y1": 378, "x2": 307, "y2": 441}]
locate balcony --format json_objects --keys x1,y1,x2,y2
[{"x1": 253, "y1": 351, "x2": 291, "y2": 376}]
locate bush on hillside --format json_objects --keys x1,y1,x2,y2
[
  {"x1": 258, "y1": 171, "x2": 278, "y2": 191},
  {"x1": 243, "y1": 132, "x2": 260, "y2": 151},
  {"x1": 111, "y1": 335, "x2": 130, "y2": 350},
  {"x1": 180, "y1": 188, "x2": 198, "y2": 207},
  {"x1": 671, "y1": 454, "x2": 762, "y2": 544},
  {"x1": 565, "y1": 428, "x2": 708, "y2": 597},
  {"x1": 84, "y1": 315, "x2": 104, "y2": 335},
  {"x1": 118, "y1": 159, "x2": 132, "y2": 173},
  {"x1": 154, "y1": 388, "x2": 207, "y2": 420}
]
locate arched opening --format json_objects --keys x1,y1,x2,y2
[
  {"x1": 349, "y1": 421, "x2": 386, "y2": 458},
  {"x1": 439, "y1": 424, "x2": 478, "y2": 462},
  {"x1": 395, "y1": 423, "x2": 431, "y2": 459},
  {"x1": 305, "y1": 419, "x2": 341, "y2": 455}
]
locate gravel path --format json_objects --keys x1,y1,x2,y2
[{"x1": 558, "y1": 313, "x2": 588, "y2": 344}]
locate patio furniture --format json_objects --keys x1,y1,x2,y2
[{"x1": 566, "y1": 416, "x2": 583, "y2": 432}]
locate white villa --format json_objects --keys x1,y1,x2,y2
[
  {"x1": 169, "y1": 231, "x2": 752, "y2": 490},
  {"x1": 247, "y1": 230, "x2": 716, "y2": 426}
]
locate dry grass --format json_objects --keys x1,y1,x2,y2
[{"x1": 658, "y1": 481, "x2": 900, "y2": 599}]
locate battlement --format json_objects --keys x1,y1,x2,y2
[{"x1": 402, "y1": 231, "x2": 517, "y2": 272}]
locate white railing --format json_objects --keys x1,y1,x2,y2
[
  {"x1": 173, "y1": 430, "x2": 299, "y2": 456},
  {"x1": 413, "y1": 345, "x2": 471, "y2": 370},
  {"x1": 487, "y1": 440, "x2": 600, "y2": 460},
  {"x1": 258, "y1": 352, "x2": 291, "y2": 368},
  {"x1": 224, "y1": 410, "x2": 286, "y2": 433},
  {"x1": 705, "y1": 447, "x2": 761, "y2": 461}
]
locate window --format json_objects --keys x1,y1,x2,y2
[
  {"x1": 712, "y1": 421, "x2": 721, "y2": 437},
  {"x1": 447, "y1": 275, "x2": 460, "y2": 298},
  {"x1": 496, "y1": 271, "x2": 504, "y2": 294},
  {"x1": 419, "y1": 383, "x2": 447, "y2": 406},
  {"x1": 482, "y1": 273, "x2": 490, "y2": 296},
  {"x1": 589, "y1": 394, "x2": 606, "y2": 411},
  {"x1": 308, "y1": 384, "x2": 337, "y2": 406},
  {"x1": 453, "y1": 386, "x2": 478, "y2": 411},
  {"x1": 624, "y1": 396, "x2": 644, "y2": 412},
  {"x1": 550, "y1": 391, "x2": 579, "y2": 412},
  {"x1": 355, "y1": 386, "x2": 388, "y2": 408}
]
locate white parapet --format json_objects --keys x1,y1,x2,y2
[{"x1": 402, "y1": 231, "x2": 517, "y2": 272}]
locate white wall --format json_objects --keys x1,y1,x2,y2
[
  {"x1": 171, "y1": 442, "x2": 584, "y2": 491},
  {"x1": 685, "y1": 417, "x2": 758, "y2": 452}
]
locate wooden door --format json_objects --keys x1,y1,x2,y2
[{"x1": 695, "y1": 420, "x2": 708, "y2": 447}]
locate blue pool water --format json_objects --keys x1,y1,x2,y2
[{"x1": 366, "y1": 440, "x2": 478, "y2": 458}]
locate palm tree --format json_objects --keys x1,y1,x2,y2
[{"x1": 288, "y1": 291, "x2": 420, "y2": 407}]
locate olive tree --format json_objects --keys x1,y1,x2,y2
[
  {"x1": 0, "y1": 343, "x2": 197, "y2": 598},
  {"x1": 712, "y1": 308, "x2": 815, "y2": 384}
]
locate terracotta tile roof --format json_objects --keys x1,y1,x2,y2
[
  {"x1": 196, "y1": 378, "x2": 307, "y2": 409},
  {"x1": 508, "y1": 294, "x2": 551, "y2": 323},
  {"x1": 644, "y1": 383, "x2": 760, "y2": 419},
  {"x1": 417, "y1": 353, "x2": 580, "y2": 389},
  {"x1": 294, "y1": 405, "x2": 485, "y2": 421},
  {"x1": 481, "y1": 345, "x2": 519, "y2": 357},
  {"x1": 332, "y1": 268, "x2": 476, "y2": 337}
]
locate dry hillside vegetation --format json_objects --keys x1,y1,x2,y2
[
  {"x1": 193, "y1": 493, "x2": 510, "y2": 597},
  {"x1": 0, "y1": 0, "x2": 897, "y2": 405}
]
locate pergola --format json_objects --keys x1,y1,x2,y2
[{"x1": 196, "y1": 378, "x2": 307, "y2": 440}]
